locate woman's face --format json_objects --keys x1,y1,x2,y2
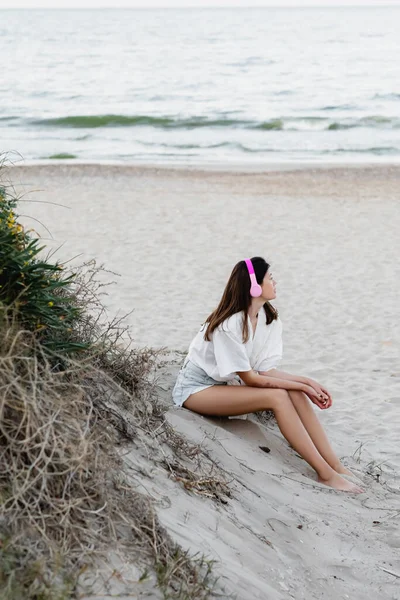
[{"x1": 261, "y1": 269, "x2": 276, "y2": 300}]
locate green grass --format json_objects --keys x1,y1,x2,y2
[{"x1": 0, "y1": 184, "x2": 88, "y2": 357}]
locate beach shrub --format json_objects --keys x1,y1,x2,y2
[{"x1": 0, "y1": 184, "x2": 88, "y2": 357}]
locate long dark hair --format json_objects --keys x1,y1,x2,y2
[{"x1": 203, "y1": 257, "x2": 278, "y2": 342}]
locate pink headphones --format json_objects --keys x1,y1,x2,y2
[{"x1": 244, "y1": 258, "x2": 262, "y2": 297}]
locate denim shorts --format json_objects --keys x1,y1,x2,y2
[{"x1": 172, "y1": 359, "x2": 228, "y2": 408}]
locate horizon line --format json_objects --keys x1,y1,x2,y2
[{"x1": 1, "y1": 4, "x2": 399, "y2": 8}]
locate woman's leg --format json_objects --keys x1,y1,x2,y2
[
  {"x1": 184, "y1": 386, "x2": 362, "y2": 493},
  {"x1": 287, "y1": 390, "x2": 351, "y2": 475}
]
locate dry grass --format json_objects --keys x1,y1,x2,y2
[
  {"x1": 163, "y1": 459, "x2": 231, "y2": 504},
  {"x1": 0, "y1": 301, "x2": 229, "y2": 599},
  {"x1": 0, "y1": 166, "x2": 232, "y2": 598}
]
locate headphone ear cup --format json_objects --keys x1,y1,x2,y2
[
  {"x1": 250, "y1": 283, "x2": 262, "y2": 297},
  {"x1": 248, "y1": 271, "x2": 262, "y2": 297}
]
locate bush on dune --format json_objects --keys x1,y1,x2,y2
[{"x1": 0, "y1": 184, "x2": 89, "y2": 358}]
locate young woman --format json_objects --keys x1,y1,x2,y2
[{"x1": 173, "y1": 257, "x2": 363, "y2": 494}]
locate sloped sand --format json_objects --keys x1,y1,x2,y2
[{"x1": 9, "y1": 162, "x2": 400, "y2": 599}]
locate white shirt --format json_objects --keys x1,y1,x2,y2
[{"x1": 187, "y1": 310, "x2": 283, "y2": 382}]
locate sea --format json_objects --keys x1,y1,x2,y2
[{"x1": 1, "y1": 6, "x2": 400, "y2": 166}]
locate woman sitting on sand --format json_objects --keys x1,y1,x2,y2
[{"x1": 173, "y1": 256, "x2": 363, "y2": 494}]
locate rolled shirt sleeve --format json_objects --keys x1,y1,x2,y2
[{"x1": 212, "y1": 326, "x2": 252, "y2": 379}]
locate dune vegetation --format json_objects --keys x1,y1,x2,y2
[{"x1": 0, "y1": 168, "x2": 226, "y2": 600}]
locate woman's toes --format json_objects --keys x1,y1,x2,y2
[{"x1": 318, "y1": 473, "x2": 364, "y2": 494}]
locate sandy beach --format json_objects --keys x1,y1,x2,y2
[{"x1": 7, "y1": 162, "x2": 400, "y2": 599}]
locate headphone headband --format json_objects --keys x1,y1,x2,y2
[{"x1": 244, "y1": 258, "x2": 255, "y2": 275}]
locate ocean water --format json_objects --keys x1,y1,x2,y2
[{"x1": 1, "y1": 7, "x2": 400, "y2": 166}]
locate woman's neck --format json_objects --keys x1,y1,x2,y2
[{"x1": 248, "y1": 302, "x2": 264, "y2": 320}]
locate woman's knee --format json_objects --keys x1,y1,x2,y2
[
  {"x1": 265, "y1": 389, "x2": 292, "y2": 412},
  {"x1": 288, "y1": 389, "x2": 311, "y2": 407}
]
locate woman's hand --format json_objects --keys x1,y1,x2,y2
[
  {"x1": 309, "y1": 379, "x2": 333, "y2": 408},
  {"x1": 301, "y1": 384, "x2": 332, "y2": 410}
]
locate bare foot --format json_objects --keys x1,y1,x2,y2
[
  {"x1": 334, "y1": 465, "x2": 365, "y2": 485},
  {"x1": 318, "y1": 472, "x2": 364, "y2": 494},
  {"x1": 335, "y1": 465, "x2": 353, "y2": 476}
]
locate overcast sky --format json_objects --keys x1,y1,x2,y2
[{"x1": 2, "y1": 0, "x2": 400, "y2": 8}]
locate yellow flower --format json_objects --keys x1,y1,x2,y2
[{"x1": 48, "y1": 301, "x2": 54, "y2": 307}]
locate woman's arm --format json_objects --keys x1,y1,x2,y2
[
  {"x1": 237, "y1": 369, "x2": 330, "y2": 407},
  {"x1": 260, "y1": 369, "x2": 332, "y2": 406},
  {"x1": 258, "y1": 368, "x2": 311, "y2": 385},
  {"x1": 237, "y1": 369, "x2": 308, "y2": 392}
]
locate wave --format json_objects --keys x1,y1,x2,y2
[
  {"x1": 373, "y1": 93, "x2": 400, "y2": 100},
  {"x1": 253, "y1": 119, "x2": 284, "y2": 130},
  {"x1": 29, "y1": 114, "x2": 400, "y2": 131},
  {"x1": 32, "y1": 115, "x2": 300, "y2": 131},
  {"x1": 46, "y1": 153, "x2": 77, "y2": 159},
  {"x1": 34, "y1": 115, "x2": 248, "y2": 129},
  {"x1": 138, "y1": 140, "x2": 400, "y2": 156},
  {"x1": 327, "y1": 116, "x2": 400, "y2": 130},
  {"x1": 325, "y1": 147, "x2": 400, "y2": 155},
  {"x1": 0, "y1": 116, "x2": 20, "y2": 123},
  {"x1": 320, "y1": 104, "x2": 356, "y2": 111},
  {"x1": 138, "y1": 140, "x2": 274, "y2": 153},
  {"x1": 327, "y1": 122, "x2": 354, "y2": 130}
]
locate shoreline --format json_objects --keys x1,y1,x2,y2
[{"x1": 9, "y1": 157, "x2": 400, "y2": 175}]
